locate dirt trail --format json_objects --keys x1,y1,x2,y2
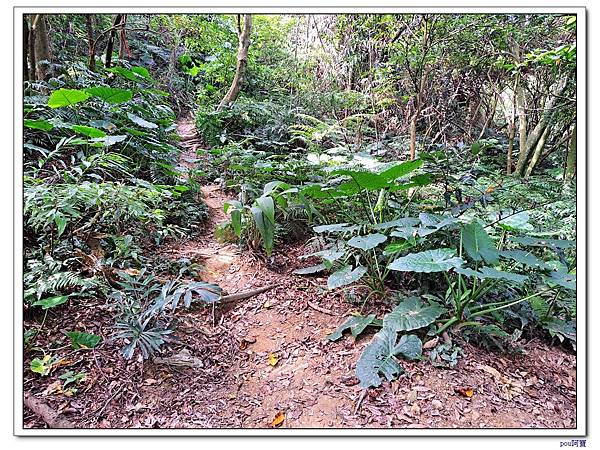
[{"x1": 23, "y1": 116, "x2": 577, "y2": 430}]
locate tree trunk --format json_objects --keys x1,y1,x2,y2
[
  {"x1": 409, "y1": 115, "x2": 417, "y2": 160},
  {"x1": 32, "y1": 14, "x2": 52, "y2": 81},
  {"x1": 524, "y1": 124, "x2": 550, "y2": 177},
  {"x1": 27, "y1": 15, "x2": 36, "y2": 81},
  {"x1": 515, "y1": 81, "x2": 528, "y2": 176},
  {"x1": 86, "y1": 14, "x2": 96, "y2": 70},
  {"x1": 506, "y1": 119, "x2": 515, "y2": 175},
  {"x1": 105, "y1": 14, "x2": 123, "y2": 69},
  {"x1": 515, "y1": 76, "x2": 567, "y2": 176},
  {"x1": 217, "y1": 14, "x2": 252, "y2": 111},
  {"x1": 23, "y1": 17, "x2": 29, "y2": 81},
  {"x1": 565, "y1": 124, "x2": 576, "y2": 181},
  {"x1": 118, "y1": 15, "x2": 129, "y2": 61}
]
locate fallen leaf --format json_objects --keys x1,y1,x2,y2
[
  {"x1": 423, "y1": 337, "x2": 439, "y2": 350},
  {"x1": 239, "y1": 337, "x2": 256, "y2": 350},
  {"x1": 455, "y1": 387, "x2": 474, "y2": 398},
  {"x1": 263, "y1": 300, "x2": 273, "y2": 309},
  {"x1": 270, "y1": 411, "x2": 285, "y2": 428},
  {"x1": 268, "y1": 353, "x2": 279, "y2": 366}
]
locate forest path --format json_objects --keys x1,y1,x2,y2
[
  {"x1": 125, "y1": 115, "x2": 577, "y2": 429},
  {"x1": 148, "y1": 115, "x2": 357, "y2": 428}
]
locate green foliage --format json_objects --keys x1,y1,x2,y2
[{"x1": 64, "y1": 331, "x2": 102, "y2": 349}]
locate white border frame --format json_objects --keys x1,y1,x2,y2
[{"x1": 12, "y1": 3, "x2": 587, "y2": 437}]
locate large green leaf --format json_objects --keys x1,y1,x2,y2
[
  {"x1": 65, "y1": 331, "x2": 101, "y2": 349},
  {"x1": 347, "y1": 233, "x2": 387, "y2": 251},
  {"x1": 510, "y1": 236, "x2": 576, "y2": 249},
  {"x1": 388, "y1": 248, "x2": 464, "y2": 273},
  {"x1": 32, "y1": 295, "x2": 68, "y2": 310},
  {"x1": 356, "y1": 329, "x2": 422, "y2": 388},
  {"x1": 255, "y1": 196, "x2": 275, "y2": 226},
  {"x1": 383, "y1": 297, "x2": 444, "y2": 332},
  {"x1": 499, "y1": 250, "x2": 549, "y2": 269},
  {"x1": 24, "y1": 119, "x2": 53, "y2": 131},
  {"x1": 85, "y1": 87, "x2": 133, "y2": 104},
  {"x1": 331, "y1": 169, "x2": 388, "y2": 191},
  {"x1": 127, "y1": 112, "x2": 158, "y2": 129},
  {"x1": 71, "y1": 125, "x2": 106, "y2": 138},
  {"x1": 48, "y1": 89, "x2": 91, "y2": 108},
  {"x1": 108, "y1": 66, "x2": 154, "y2": 83},
  {"x1": 462, "y1": 221, "x2": 499, "y2": 264},
  {"x1": 373, "y1": 217, "x2": 420, "y2": 230},
  {"x1": 544, "y1": 270, "x2": 576, "y2": 290},
  {"x1": 491, "y1": 211, "x2": 534, "y2": 232},
  {"x1": 327, "y1": 314, "x2": 377, "y2": 341},
  {"x1": 378, "y1": 159, "x2": 423, "y2": 181},
  {"x1": 251, "y1": 204, "x2": 274, "y2": 257},
  {"x1": 327, "y1": 265, "x2": 367, "y2": 289},
  {"x1": 313, "y1": 223, "x2": 360, "y2": 234}
]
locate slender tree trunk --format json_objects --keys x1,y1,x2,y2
[
  {"x1": 23, "y1": 17, "x2": 29, "y2": 81},
  {"x1": 86, "y1": 14, "x2": 96, "y2": 70},
  {"x1": 105, "y1": 14, "x2": 123, "y2": 69},
  {"x1": 118, "y1": 15, "x2": 129, "y2": 61},
  {"x1": 409, "y1": 115, "x2": 418, "y2": 160},
  {"x1": 507, "y1": 119, "x2": 515, "y2": 175},
  {"x1": 217, "y1": 14, "x2": 252, "y2": 111},
  {"x1": 524, "y1": 124, "x2": 550, "y2": 177},
  {"x1": 565, "y1": 124, "x2": 576, "y2": 181},
  {"x1": 28, "y1": 15, "x2": 36, "y2": 81},
  {"x1": 515, "y1": 81, "x2": 528, "y2": 176},
  {"x1": 32, "y1": 14, "x2": 52, "y2": 81}
]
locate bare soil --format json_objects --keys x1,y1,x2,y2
[{"x1": 22, "y1": 117, "x2": 577, "y2": 430}]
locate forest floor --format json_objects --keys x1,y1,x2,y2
[{"x1": 22, "y1": 117, "x2": 577, "y2": 430}]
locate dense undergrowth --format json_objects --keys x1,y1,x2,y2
[{"x1": 23, "y1": 13, "x2": 576, "y2": 393}]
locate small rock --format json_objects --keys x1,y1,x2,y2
[
  {"x1": 431, "y1": 399, "x2": 443, "y2": 410},
  {"x1": 410, "y1": 403, "x2": 421, "y2": 416}
]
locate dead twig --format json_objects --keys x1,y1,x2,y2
[{"x1": 307, "y1": 301, "x2": 335, "y2": 316}]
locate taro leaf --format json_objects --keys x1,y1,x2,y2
[
  {"x1": 544, "y1": 270, "x2": 576, "y2": 290},
  {"x1": 455, "y1": 267, "x2": 528, "y2": 284},
  {"x1": 293, "y1": 263, "x2": 327, "y2": 275},
  {"x1": 327, "y1": 265, "x2": 367, "y2": 289},
  {"x1": 85, "y1": 87, "x2": 133, "y2": 104},
  {"x1": 347, "y1": 233, "x2": 387, "y2": 251},
  {"x1": 256, "y1": 196, "x2": 275, "y2": 226},
  {"x1": 499, "y1": 250, "x2": 549, "y2": 269},
  {"x1": 491, "y1": 211, "x2": 533, "y2": 232},
  {"x1": 510, "y1": 236, "x2": 576, "y2": 249},
  {"x1": 332, "y1": 169, "x2": 388, "y2": 191},
  {"x1": 462, "y1": 221, "x2": 499, "y2": 264},
  {"x1": 65, "y1": 331, "x2": 101, "y2": 349},
  {"x1": 544, "y1": 317, "x2": 576, "y2": 343},
  {"x1": 418, "y1": 213, "x2": 457, "y2": 230},
  {"x1": 390, "y1": 227, "x2": 420, "y2": 240},
  {"x1": 373, "y1": 217, "x2": 420, "y2": 230},
  {"x1": 24, "y1": 119, "x2": 54, "y2": 131},
  {"x1": 251, "y1": 204, "x2": 274, "y2": 257},
  {"x1": 108, "y1": 66, "x2": 154, "y2": 83},
  {"x1": 313, "y1": 223, "x2": 360, "y2": 234},
  {"x1": 47, "y1": 89, "x2": 91, "y2": 108},
  {"x1": 383, "y1": 240, "x2": 415, "y2": 256},
  {"x1": 383, "y1": 297, "x2": 444, "y2": 332},
  {"x1": 32, "y1": 295, "x2": 68, "y2": 310},
  {"x1": 356, "y1": 328, "x2": 422, "y2": 388},
  {"x1": 388, "y1": 248, "x2": 464, "y2": 273},
  {"x1": 327, "y1": 314, "x2": 377, "y2": 341},
  {"x1": 378, "y1": 159, "x2": 423, "y2": 181},
  {"x1": 71, "y1": 125, "x2": 106, "y2": 138},
  {"x1": 127, "y1": 112, "x2": 158, "y2": 129}
]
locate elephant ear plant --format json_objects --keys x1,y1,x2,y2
[{"x1": 326, "y1": 214, "x2": 576, "y2": 388}]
